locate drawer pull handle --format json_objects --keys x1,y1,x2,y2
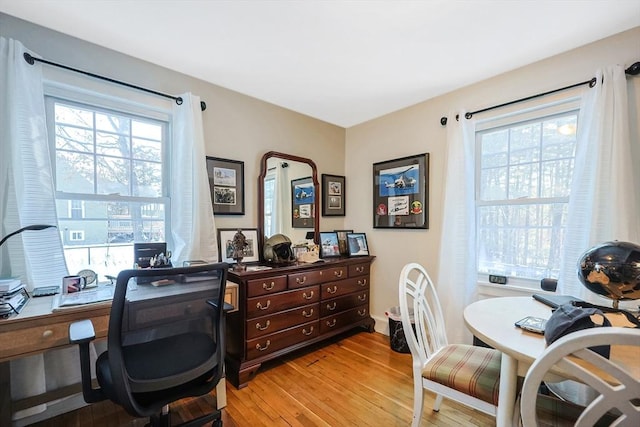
[
  {"x1": 334, "y1": 270, "x2": 343, "y2": 278},
  {"x1": 256, "y1": 320, "x2": 271, "y2": 331},
  {"x1": 326, "y1": 302, "x2": 337, "y2": 311},
  {"x1": 356, "y1": 266, "x2": 364, "y2": 273},
  {"x1": 327, "y1": 285, "x2": 338, "y2": 294},
  {"x1": 302, "y1": 309, "x2": 314, "y2": 318},
  {"x1": 302, "y1": 326, "x2": 314, "y2": 336},
  {"x1": 358, "y1": 309, "x2": 367, "y2": 317},
  {"x1": 256, "y1": 300, "x2": 271, "y2": 310},
  {"x1": 358, "y1": 294, "x2": 367, "y2": 302},
  {"x1": 42, "y1": 330, "x2": 53, "y2": 338},
  {"x1": 262, "y1": 281, "x2": 275, "y2": 291},
  {"x1": 256, "y1": 340, "x2": 271, "y2": 351},
  {"x1": 302, "y1": 291, "x2": 314, "y2": 300},
  {"x1": 326, "y1": 319, "x2": 337, "y2": 328},
  {"x1": 358, "y1": 279, "x2": 367, "y2": 286},
  {"x1": 296, "y1": 276, "x2": 307, "y2": 285}
]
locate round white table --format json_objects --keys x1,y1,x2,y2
[{"x1": 464, "y1": 296, "x2": 639, "y2": 427}]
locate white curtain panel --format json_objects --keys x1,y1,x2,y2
[
  {"x1": 274, "y1": 162, "x2": 289, "y2": 236},
  {"x1": 0, "y1": 37, "x2": 67, "y2": 285},
  {"x1": 437, "y1": 112, "x2": 478, "y2": 344},
  {"x1": 558, "y1": 65, "x2": 640, "y2": 300},
  {"x1": 2, "y1": 37, "x2": 82, "y2": 421},
  {"x1": 170, "y1": 93, "x2": 218, "y2": 265}
]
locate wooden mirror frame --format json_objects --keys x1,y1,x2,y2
[{"x1": 258, "y1": 151, "x2": 319, "y2": 252}]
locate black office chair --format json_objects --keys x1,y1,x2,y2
[{"x1": 69, "y1": 263, "x2": 229, "y2": 427}]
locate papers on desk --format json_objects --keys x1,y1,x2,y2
[{"x1": 52, "y1": 286, "x2": 115, "y2": 311}]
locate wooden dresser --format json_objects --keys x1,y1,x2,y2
[{"x1": 225, "y1": 256, "x2": 375, "y2": 388}]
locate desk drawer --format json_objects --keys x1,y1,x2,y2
[
  {"x1": 246, "y1": 321, "x2": 319, "y2": 359},
  {"x1": 320, "y1": 291, "x2": 369, "y2": 317},
  {"x1": 246, "y1": 286, "x2": 319, "y2": 318},
  {"x1": 0, "y1": 315, "x2": 109, "y2": 360},
  {"x1": 246, "y1": 275, "x2": 287, "y2": 297},
  {"x1": 349, "y1": 263, "x2": 370, "y2": 277},
  {"x1": 320, "y1": 305, "x2": 369, "y2": 334},
  {"x1": 246, "y1": 303, "x2": 319, "y2": 339},
  {"x1": 321, "y1": 276, "x2": 369, "y2": 299}
]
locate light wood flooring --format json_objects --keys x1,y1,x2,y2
[{"x1": 26, "y1": 330, "x2": 495, "y2": 426}]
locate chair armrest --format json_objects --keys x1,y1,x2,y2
[
  {"x1": 68, "y1": 319, "x2": 104, "y2": 403},
  {"x1": 69, "y1": 319, "x2": 96, "y2": 344}
]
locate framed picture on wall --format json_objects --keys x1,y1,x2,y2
[
  {"x1": 217, "y1": 228, "x2": 260, "y2": 264},
  {"x1": 291, "y1": 176, "x2": 315, "y2": 228},
  {"x1": 322, "y1": 174, "x2": 345, "y2": 216},
  {"x1": 372, "y1": 153, "x2": 429, "y2": 229},
  {"x1": 206, "y1": 156, "x2": 245, "y2": 215}
]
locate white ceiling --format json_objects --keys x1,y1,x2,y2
[{"x1": 1, "y1": 1, "x2": 639, "y2": 127}]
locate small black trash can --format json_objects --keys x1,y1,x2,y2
[{"x1": 386, "y1": 306, "x2": 413, "y2": 353}]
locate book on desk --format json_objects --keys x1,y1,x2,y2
[
  {"x1": 52, "y1": 285, "x2": 115, "y2": 311},
  {"x1": 1, "y1": 284, "x2": 29, "y2": 318}
]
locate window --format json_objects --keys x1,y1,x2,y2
[
  {"x1": 476, "y1": 105, "x2": 579, "y2": 283},
  {"x1": 263, "y1": 172, "x2": 276, "y2": 236},
  {"x1": 45, "y1": 96, "x2": 170, "y2": 278}
]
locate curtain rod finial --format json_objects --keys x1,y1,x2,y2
[
  {"x1": 23, "y1": 52, "x2": 35, "y2": 65},
  {"x1": 626, "y1": 62, "x2": 640, "y2": 76},
  {"x1": 440, "y1": 117, "x2": 448, "y2": 126},
  {"x1": 200, "y1": 101, "x2": 207, "y2": 111}
]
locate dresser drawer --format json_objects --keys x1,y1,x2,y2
[
  {"x1": 320, "y1": 305, "x2": 369, "y2": 334},
  {"x1": 246, "y1": 303, "x2": 319, "y2": 339},
  {"x1": 349, "y1": 263, "x2": 370, "y2": 277},
  {"x1": 320, "y1": 276, "x2": 369, "y2": 299},
  {"x1": 246, "y1": 286, "x2": 320, "y2": 318},
  {"x1": 0, "y1": 315, "x2": 109, "y2": 360},
  {"x1": 246, "y1": 321, "x2": 319, "y2": 359},
  {"x1": 288, "y1": 266, "x2": 347, "y2": 288},
  {"x1": 320, "y1": 291, "x2": 369, "y2": 317},
  {"x1": 246, "y1": 275, "x2": 287, "y2": 297}
]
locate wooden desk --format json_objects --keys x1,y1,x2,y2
[
  {"x1": 0, "y1": 284, "x2": 233, "y2": 425},
  {"x1": 464, "y1": 296, "x2": 639, "y2": 427},
  {"x1": 0, "y1": 294, "x2": 111, "y2": 425}
]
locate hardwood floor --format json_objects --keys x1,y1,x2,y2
[{"x1": 26, "y1": 331, "x2": 495, "y2": 426}]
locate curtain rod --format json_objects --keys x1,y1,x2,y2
[
  {"x1": 23, "y1": 52, "x2": 207, "y2": 111},
  {"x1": 440, "y1": 61, "x2": 640, "y2": 126}
]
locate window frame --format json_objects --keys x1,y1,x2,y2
[{"x1": 474, "y1": 98, "x2": 581, "y2": 288}]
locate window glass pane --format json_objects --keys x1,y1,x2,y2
[
  {"x1": 133, "y1": 160, "x2": 162, "y2": 197},
  {"x1": 480, "y1": 166, "x2": 507, "y2": 200},
  {"x1": 132, "y1": 137, "x2": 162, "y2": 161},
  {"x1": 97, "y1": 156, "x2": 130, "y2": 195},
  {"x1": 133, "y1": 120, "x2": 162, "y2": 140},
  {"x1": 96, "y1": 131, "x2": 131, "y2": 157},
  {"x1": 509, "y1": 123, "x2": 540, "y2": 165},
  {"x1": 96, "y1": 111, "x2": 130, "y2": 134},
  {"x1": 509, "y1": 163, "x2": 539, "y2": 199},
  {"x1": 56, "y1": 151, "x2": 95, "y2": 193},
  {"x1": 55, "y1": 124, "x2": 93, "y2": 152}
]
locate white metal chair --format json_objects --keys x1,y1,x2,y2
[
  {"x1": 520, "y1": 327, "x2": 640, "y2": 427},
  {"x1": 398, "y1": 262, "x2": 501, "y2": 426}
]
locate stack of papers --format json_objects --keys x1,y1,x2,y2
[
  {"x1": 0, "y1": 277, "x2": 23, "y2": 293},
  {"x1": 52, "y1": 286, "x2": 115, "y2": 311},
  {"x1": 1, "y1": 286, "x2": 29, "y2": 318}
]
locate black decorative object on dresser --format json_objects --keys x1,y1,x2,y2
[{"x1": 225, "y1": 256, "x2": 375, "y2": 388}]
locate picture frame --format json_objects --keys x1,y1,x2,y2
[
  {"x1": 322, "y1": 174, "x2": 345, "y2": 216},
  {"x1": 334, "y1": 229, "x2": 353, "y2": 256},
  {"x1": 217, "y1": 228, "x2": 260, "y2": 264},
  {"x1": 291, "y1": 176, "x2": 315, "y2": 228},
  {"x1": 319, "y1": 232, "x2": 341, "y2": 258},
  {"x1": 373, "y1": 153, "x2": 429, "y2": 229},
  {"x1": 346, "y1": 233, "x2": 369, "y2": 257},
  {"x1": 206, "y1": 157, "x2": 245, "y2": 215}
]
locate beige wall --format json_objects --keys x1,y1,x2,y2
[
  {"x1": 346, "y1": 26, "x2": 640, "y2": 331},
  {"x1": 0, "y1": 12, "x2": 346, "y2": 241}
]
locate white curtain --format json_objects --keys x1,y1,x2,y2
[
  {"x1": 170, "y1": 92, "x2": 218, "y2": 265},
  {"x1": 1, "y1": 37, "x2": 81, "y2": 421},
  {"x1": 436, "y1": 112, "x2": 478, "y2": 344},
  {"x1": 273, "y1": 162, "x2": 289, "y2": 236},
  {"x1": 558, "y1": 65, "x2": 640, "y2": 300}
]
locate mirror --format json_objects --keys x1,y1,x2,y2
[{"x1": 258, "y1": 151, "x2": 319, "y2": 250}]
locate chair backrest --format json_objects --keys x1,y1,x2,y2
[
  {"x1": 398, "y1": 262, "x2": 449, "y2": 366},
  {"x1": 108, "y1": 262, "x2": 228, "y2": 416},
  {"x1": 520, "y1": 327, "x2": 640, "y2": 427}
]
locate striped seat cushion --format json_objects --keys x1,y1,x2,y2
[{"x1": 422, "y1": 344, "x2": 501, "y2": 405}]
